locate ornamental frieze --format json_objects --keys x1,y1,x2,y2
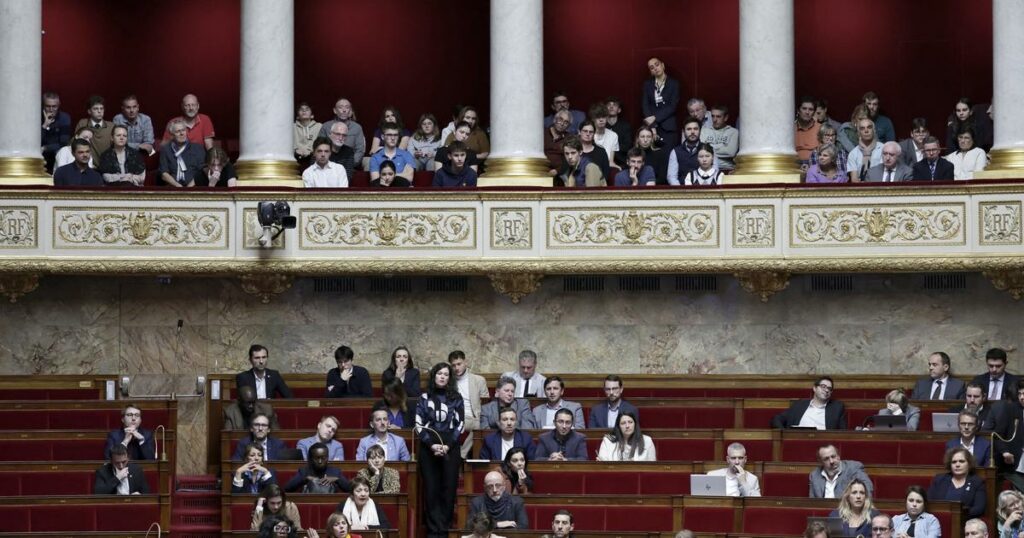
[
  {"x1": 54, "y1": 207, "x2": 228, "y2": 249},
  {"x1": 0, "y1": 207, "x2": 37, "y2": 248},
  {"x1": 300, "y1": 208, "x2": 476, "y2": 249},
  {"x1": 547, "y1": 207, "x2": 718, "y2": 248},
  {"x1": 979, "y1": 202, "x2": 1022, "y2": 245},
  {"x1": 790, "y1": 203, "x2": 964, "y2": 247}
]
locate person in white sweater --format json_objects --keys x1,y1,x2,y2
[
  {"x1": 945, "y1": 127, "x2": 987, "y2": 180},
  {"x1": 596, "y1": 411, "x2": 656, "y2": 461}
]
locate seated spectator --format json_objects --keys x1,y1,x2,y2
[
  {"x1": 634, "y1": 125, "x2": 668, "y2": 183},
  {"x1": 892, "y1": 486, "x2": 941, "y2": 538},
  {"x1": 439, "y1": 104, "x2": 463, "y2": 146},
  {"x1": 292, "y1": 102, "x2": 322, "y2": 166},
  {"x1": 257, "y1": 514, "x2": 301, "y2": 538},
  {"x1": 479, "y1": 407, "x2": 537, "y2": 461},
  {"x1": 468, "y1": 471, "x2": 529, "y2": 530},
  {"x1": 667, "y1": 117, "x2": 703, "y2": 185},
  {"x1": 794, "y1": 97, "x2": 820, "y2": 168},
  {"x1": 325, "y1": 345, "x2": 372, "y2": 398},
  {"x1": 927, "y1": 447, "x2": 986, "y2": 518},
  {"x1": 233, "y1": 443, "x2": 277, "y2": 494},
  {"x1": 433, "y1": 141, "x2": 478, "y2": 187},
  {"x1": 251, "y1": 484, "x2": 301, "y2": 531},
  {"x1": 809, "y1": 444, "x2": 873, "y2": 498},
  {"x1": 435, "y1": 121, "x2": 480, "y2": 173},
  {"x1": 369, "y1": 122, "x2": 415, "y2": 182},
  {"x1": 161, "y1": 93, "x2": 216, "y2": 150},
  {"x1": 614, "y1": 147, "x2": 656, "y2": 187},
  {"x1": 194, "y1": 147, "x2": 238, "y2": 188},
  {"x1": 997, "y1": 490, "x2": 1024, "y2": 538},
  {"x1": 772, "y1": 376, "x2": 847, "y2": 430},
  {"x1": 443, "y1": 106, "x2": 489, "y2": 161},
  {"x1": 544, "y1": 91, "x2": 586, "y2": 133},
  {"x1": 701, "y1": 104, "x2": 739, "y2": 172},
  {"x1": 605, "y1": 97, "x2": 633, "y2": 166},
  {"x1": 54, "y1": 138, "x2": 103, "y2": 187},
  {"x1": 847, "y1": 117, "x2": 883, "y2": 182},
  {"x1": 326, "y1": 122, "x2": 356, "y2": 179},
  {"x1": 809, "y1": 124, "x2": 847, "y2": 174},
  {"x1": 297, "y1": 415, "x2": 344, "y2": 461},
  {"x1": 376, "y1": 378, "x2": 415, "y2": 428},
  {"x1": 687, "y1": 98, "x2": 712, "y2": 128},
  {"x1": 356, "y1": 407, "x2": 411, "y2": 462},
  {"x1": 224, "y1": 385, "x2": 280, "y2": 431},
  {"x1": 480, "y1": 377, "x2": 538, "y2": 430},
  {"x1": 408, "y1": 113, "x2": 443, "y2": 171},
  {"x1": 682, "y1": 142, "x2": 723, "y2": 186},
  {"x1": 233, "y1": 413, "x2": 288, "y2": 461},
  {"x1": 578, "y1": 120, "x2": 611, "y2": 179},
  {"x1": 533, "y1": 376, "x2": 584, "y2": 429},
  {"x1": 104, "y1": 404, "x2": 155, "y2": 460},
  {"x1": 862, "y1": 91, "x2": 896, "y2": 142},
  {"x1": 838, "y1": 104, "x2": 871, "y2": 154},
  {"x1": 369, "y1": 160, "x2": 410, "y2": 188},
  {"x1": 75, "y1": 95, "x2": 114, "y2": 159},
  {"x1": 368, "y1": 106, "x2": 411, "y2": 156},
  {"x1": 54, "y1": 125, "x2": 94, "y2": 173},
  {"x1": 875, "y1": 389, "x2": 921, "y2": 430},
  {"x1": 41, "y1": 91, "x2": 72, "y2": 173},
  {"x1": 464, "y1": 512, "x2": 505, "y2": 538},
  {"x1": 541, "y1": 510, "x2": 575, "y2": 538},
  {"x1": 949, "y1": 383, "x2": 992, "y2": 430},
  {"x1": 303, "y1": 138, "x2": 348, "y2": 188},
  {"x1": 324, "y1": 512, "x2": 359, "y2": 538},
  {"x1": 707, "y1": 442, "x2": 761, "y2": 497},
  {"x1": 535, "y1": 408, "x2": 588, "y2": 460},
  {"x1": 596, "y1": 411, "x2": 656, "y2": 461},
  {"x1": 555, "y1": 136, "x2": 605, "y2": 188},
  {"x1": 337, "y1": 476, "x2": 392, "y2": 530},
  {"x1": 827, "y1": 479, "x2": 879, "y2": 538},
  {"x1": 93, "y1": 444, "x2": 149, "y2": 494},
  {"x1": 503, "y1": 349, "x2": 545, "y2": 398},
  {"x1": 803, "y1": 521, "x2": 830, "y2": 538},
  {"x1": 236, "y1": 344, "x2": 292, "y2": 399},
  {"x1": 911, "y1": 351, "x2": 966, "y2": 400},
  {"x1": 588, "y1": 374, "x2": 640, "y2": 429},
  {"x1": 805, "y1": 143, "x2": 847, "y2": 183},
  {"x1": 318, "y1": 97, "x2": 365, "y2": 167},
  {"x1": 946, "y1": 97, "x2": 993, "y2": 152},
  {"x1": 356, "y1": 444, "x2": 400, "y2": 494},
  {"x1": 98, "y1": 125, "x2": 146, "y2": 187},
  {"x1": 945, "y1": 126, "x2": 987, "y2": 180},
  {"x1": 284, "y1": 442, "x2": 352, "y2": 493},
  {"x1": 590, "y1": 104, "x2": 619, "y2": 171},
  {"x1": 498, "y1": 446, "x2": 533, "y2": 495},
  {"x1": 544, "y1": 110, "x2": 572, "y2": 174},
  {"x1": 911, "y1": 136, "x2": 955, "y2": 181},
  {"x1": 112, "y1": 94, "x2": 156, "y2": 155},
  {"x1": 899, "y1": 117, "x2": 930, "y2": 167},
  {"x1": 381, "y1": 346, "x2": 421, "y2": 398},
  {"x1": 159, "y1": 119, "x2": 206, "y2": 187},
  {"x1": 814, "y1": 99, "x2": 842, "y2": 133},
  {"x1": 964, "y1": 518, "x2": 989, "y2": 538},
  {"x1": 946, "y1": 410, "x2": 990, "y2": 466}
]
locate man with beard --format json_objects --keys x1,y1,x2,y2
[
  {"x1": 666, "y1": 117, "x2": 703, "y2": 185},
  {"x1": 232, "y1": 413, "x2": 287, "y2": 461},
  {"x1": 467, "y1": 471, "x2": 528, "y2": 529},
  {"x1": 479, "y1": 407, "x2": 536, "y2": 461},
  {"x1": 535, "y1": 409, "x2": 588, "y2": 461}
]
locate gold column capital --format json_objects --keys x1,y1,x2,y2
[
  {"x1": 235, "y1": 159, "x2": 302, "y2": 188},
  {"x1": 478, "y1": 157, "x2": 553, "y2": 187},
  {"x1": 0, "y1": 157, "x2": 52, "y2": 186}
]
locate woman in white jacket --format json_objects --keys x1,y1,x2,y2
[
  {"x1": 945, "y1": 127, "x2": 987, "y2": 180},
  {"x1": 596, "y1": 411, "x2": 656, "y2": 461}
]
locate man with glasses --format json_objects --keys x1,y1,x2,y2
[
  {"x1": 369, "y1": 122, "x2": 415, "y2": 183},
  {"x1": 319, "y1": 97, "x2": 365, "y2": 166},
  {"x1": 870, "y1": 513, "x2": 893, "y2": 537},
  {"x1": 545, "y1": 110, "x2": 572, "y2": 173},
  {"x1": 327, "y1": 121, "x2": 356, "y2": 179},
  {"x1": 104, "y1": 404, "x2": 155, "y2": 460},
  {"x1": 899, "y1": 118, "x2": 930, "y2": 166},
  {"x1": 232, "y1": 413, "x2": 287, "y2": 461},
  {"x1": 911, "y1": 136, "x2": 954, "y2": 181},
  {"x1": 544, "y1": 91, "x2": 585, "y2": 134},
  {"x1": 865, "y1": 142, "x2": 913, "y2": 182},
  {"x1": 945, "y1": 410, "x2": 990, "y2": 466},
  {"x1": 771, "y1": 376, "x2": 847, "y2": 430}
]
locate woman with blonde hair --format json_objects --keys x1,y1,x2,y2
[
  {"x1": 324, "y1": 512, "x2": 361, "y2": 538},
  {"x1": 877, "y1": 389, "x2": 921, "y2": 431},
  {"x1": 828, "y1": 479, "x2": 878, "y2": 537},
  {"x1": 997, "y1": 489, "x2": 1024, "y2": 538}
]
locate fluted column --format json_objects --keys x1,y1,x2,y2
[
  {"x1": 729, "y1": 0, "x2": 800, "y2": 184},
  {"x1": 0, "y1": 0, "x2": 50, "y2": 185},
  {"x1": 235, "y1": 0, "x2": 300, "y2": 187},
  {"x1": 478, "y1": 0, "x2": 551, "y2": 187},
  {"x1": 978, "y1": 0, "x2": 1024, "y2": 178}
]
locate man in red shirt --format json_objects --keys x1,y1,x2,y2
[{"x1": 161, "y1": 93, "x2": 215, "y2": 149}]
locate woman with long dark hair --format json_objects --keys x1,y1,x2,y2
[
  {"x1": 376, "y1": 378, "x2": 414, "y2": 429},
  {"x1": 596, "y1": 411, "x2": 656, "y2": 461},
  {"x1": 416, "y1": 362, "x2": 464, "y2": 538},
  {"x1": 380, "y1": 345, "x2": 421, "y2": 398},
  {"x1": 498, "y1": 446, "x2": 534, "y2": 494}
]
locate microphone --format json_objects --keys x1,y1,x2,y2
[{"x1": 176, "y1": 319, "x2": 183, "y2": 334}]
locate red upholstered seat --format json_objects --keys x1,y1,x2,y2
[
  {"x1": 582, "y1": 472, "x2": 640, "y2": 494},
  {"x1": 640, "y1": 407, "x2": 736, "y2": 428},
  {"x1": 679, "y1": 505, "x2": 735, "y2": 532},
  {"x1": 741, "y1": 506, "x2": 833, "y2": 534},
  {"x1": 350, "y1": 171, "x2": 371, "y2": 188},
  {"x1": 742, "y1": 408, "x2": 783, "y2": 428},
  {"x1": 0, "y1": 506, "x2": 31, "y2": 531},
  {"x1": 531, "y1": 471, "x2": 584, "y2": 494},
  {"x1": 762, "y1": 471, "x2": 809, "y2": 497},
  {"x1": 32, "y1": 506, "x2": 93, "y2": 531},
  {"x1": 276, "y1": 408, "x2": 368, "y2": 429},
  {"x1": 21, "y1": 472, "x2": 92, "y2": 495},
  {"x1": 413, "y1": 170, "x2": 434, "y2": 188},
  {"x1": 603, "y1": 506, "x2": 674, "y2": 531},
  {"x1": 0, "y1": 388, "x2": 99, "y2": 400},
  {"x1": 652, "y1": 438, "x2": 716, "y2": 461}
]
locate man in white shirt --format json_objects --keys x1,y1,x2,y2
[
  {"x1": 808, "y1": 444, "x2": 873, "y2": 498},
  {"x1": 707, "y1": 442, "x2": 761, "y2": 497},
  {"x1": 450, "y1": 350, "x2": 489, "y2": 458},
  {"x1": 771, "y1": 376, "x2": 847, "y2": 430},
  {"x1": 910, "y1": 351, "x2": 966, "y2": 400},
  {"x1": 503, "y1": 349, "x2": 546, "y2": 398},
  {"x1": 532, "y1": 376, "x2": 584, "y2": 429},
  {"x1": 303, "y1": 138, "x2": 348, "y2": 188},
  {"x1": 590, "y1": 104, "x2": 619, "y2": 172}
]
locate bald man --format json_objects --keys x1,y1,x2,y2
[
  {"x1": 161, "y1": 94, "x2": 216, "y2": 149},
  {"x1": 467, "y1": 471, "x2": 529, "y2": 529},
  {"x1": 865, "y1": 141, "x2": 913, "y2": 182}
]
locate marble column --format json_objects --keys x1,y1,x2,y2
[
  {"x1": 978, "y1": 0, "x2": 1024, "y2": 177},
  {"x1": 0, "y1": 0, "x2": 50, "y2": 185},
  {"x1": 478, "y1": 0, "x2": 551, "y2": 187},
  {"x1": 729, "y1": 0, "x2": 801, "y2": 183},
  {"x1": 235, "y1": 0, "x2": 300, "y2": 187}
]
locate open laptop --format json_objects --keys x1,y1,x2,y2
[
  {"x1": 871, "y1": 414, "x2": 908, "y2": 430},
  {"x1": 807, "y1": 516, "x2": 845, "y2": 536},
  {"x1": 689, "y1": 474, "x2": 727, "y2": 496},
  {"x1": 932, "y1": 412, "x2": 960, "y2": 432}
]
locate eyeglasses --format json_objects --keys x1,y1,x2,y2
[
  {"x1": 252, "y1": 423, "x2": 270, "y2": 429},
  {"x1": 872, "y1": 527, "x2": 891, "y2": 533},
  {"x1": 124, "y1": 412, "x2": 141, "y2": 418},
  {"x1": 580, "y1": 129, "x2": 595, "y2": 134},
  {"x1": 273, "y1": 524, "x2": 291, "y2": 532}
]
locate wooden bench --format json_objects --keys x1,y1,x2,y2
[
  {"x1": 0, "y1": 376, "x2": 120, "y2": 401},
  {"x1": 0, "y1": 401, "x2": 176, "y2": 431},
  {"x1": 222, "y1": 493, "x2": 409, "y2": 537},
  {"x1": 0, "y1": 430, "x2": 176, "y2": 462},
  {"x1": 0, "y1": 461, "x2": 170, "y2": 496},
  {"x1": 0, "y1": 495, "x2": 168, "y2": 533}
]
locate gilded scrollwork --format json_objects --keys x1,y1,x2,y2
[
  {"x1": 301, "y1": 209, "x2": 475, "y2": 249},
  {"x1": 488, "y1": 272, "x2": 543, "y2": 303},
  {"x1": 983, "y1": 269, "x2": 1024, "y2": 300},
  {"x1": 548, "y1": 207, "x2": 717, "y2": 247},
  {"x1": 791, "y1": 204, "x2": 963, "y2": 246},
  {"x1": 735, "y1": 271, "x2": 790, "y2": 302},
  {"x1": 0, "y1": 208, "x2": 37, "y2": 248},
  {"x1": 239, "y1": 274, "x2": 293, "y2": 304},
  {"x1": 54, "y1": 208, "x2": 227, "y2": 248},
  {"x1": 0, "y1": 273, "x2": 40, "y2": 303},
  {"x1": 980, "y1": 202, "x2": 1022, "y2": 245},
  {"x1": 490, "y1": 208, "x2": 532, "y2": 249},
  {"x1": 733, "y1": 206, "x2": 775, "y2": 248}
]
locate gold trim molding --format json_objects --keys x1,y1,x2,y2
[
  {"x1": 984, "y1": 148, "x2": 1024, "y2": 172},
  {"x1": 983, "y1": 269, "x2": 1024, "y2": 300},
  {"x1": 239, "y1": 273, "x2": 293, "y2": 303},
  {"x1": 730, "y1": 153, "x2": 802, "y2": 182},
  {"x1": 0, "y1": 157, "x2": 52, "y2": 186},
  {"x1": 478, "y1": 157, "x2": 553, "y2": 187},
  {"x1": 735, "y1": 271, "x2": 790, "y2": 302},
  {"x1": 235, "y1": 159, "x2": 302, "y2": 188},
  {"x1": 0, "y1": 273, "x2": 40, "y2": 303},
  {"x1": 488, "y1": 272, "x2": 543, "y2": 303}
]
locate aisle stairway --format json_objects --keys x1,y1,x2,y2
[{"x1": 171, "y1": 475, "x2": 221, "y2": 538}]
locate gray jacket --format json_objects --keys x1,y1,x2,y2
[
  {"x1": 532, "y1": 400, "x2": 585, "y2": 430},
  {"x1": 479, "y1": 398, "x2": 538, "y2": 430},
  {"x1": 808, "y1": 459, "x2": 873, "y2": 498}
]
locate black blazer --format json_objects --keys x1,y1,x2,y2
[
  {"x1": 771, "y1": 399, "x2": 847, "y2": 430},
  {"x1": 93, "y1": 462, "x2": 150, "y2": 494},
  {"x1": 911, "y1": 158, "x2": 955, "y2": 181},
  {"x1": 381, "y1": 367, "x2": 422, "y2": 398},
  {"x1": 927, "y1": 473, "x2": 986, "y2": 518},
  {"x1": 970, "y1": 372, "x2": 1020, "y2": 402},
  {"x1": 236, "y1": 369, "x2": 293, "y2": 399},
  {"x1": 103, "y1": 428, "x2": 156, "y2": 460},
  {"x1": 325, "y1": 365, "x2": 372, "y2": 398},
  {"x1": 641, "y1": 76, "x2": 681, "y2": 133},
  {"x1": 991, "y1": 400, "x2": 1024, "y2": 473}
]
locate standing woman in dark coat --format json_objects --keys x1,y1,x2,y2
[
  {"x1": 641, "y1": 57, "x2": 681, "y2": 150},
  {"x1": 380, "y1": 345, "x2": 421, "y2": 398},
  {"x1": 416, "y1": 362, "x2": 465, "y2": 538}
]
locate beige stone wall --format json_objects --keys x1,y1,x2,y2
[{"x1": 0, "y1": 273, "x2": 1019, "y2": 473}]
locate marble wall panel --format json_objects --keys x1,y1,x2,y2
[
  {"x1": 511, "y1": 325, "x2": 640, "y2": 374},
  {"x1": 0, "y1": 276, "x2": 120, "y2": 327},
  {"x1": 637, "y1": 325, "x2": 767, "y2": 374},
  {"x1": 890, "y1": 324, "x2": 1022, "y2": 376},
  {"x1": 119, "y1": 278, "x2": 212, "y2": 327},
  {"x1": 0, "y1": 324, "x2": 119, "y2": 374},
  {"x1": 764, "y1": 325, "x2": 893, "y2": 375}
]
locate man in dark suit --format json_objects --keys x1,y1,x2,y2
[
  {"x1": 771, "y1": 376, "x2": 847, "y2": 430},
  {"x1": 864, "y1": 142, "x2": 914, "y2": 182},
  {"x1": 971, "y1": 348, "x2": 1018, "y2": 403},
  {"x1": 588, "y1": 374, "x2": 639, "y2": 429},
  {"x1": 103, "y1": 404, "x2": 155, "y2": 460},
  {"x1": 479, "y1": 407, "x2": 536, "y2": 461},
  {"x1": 948, "y1": 383, "x2": 993, "y2": 430},
  {"x1": 990, "y1": 379, "x2": 1024, "y2": 490},
  {"x1": 480, "y1": 376, "x2": 538, "y2": 430},
  {"x1": 945, "y1": 410, "x2": 991, "y2": 466},
  {"x1": 94, "y1": 444, "x2": 149, "y2": 494},
  {"x1": 235, "y1": 344, "x2": 292, "y2": 399},
  {"x1": 642, "y1": 57, "x2": 681, "y2": 150},
  {"x1": 325, "y1": 345, "x2": 372, "y2": 398},
  {"x1": 911, "y1": 351, "x2": 967, "y2": 401},
  {"x1": 224, "y1": 385, "x2": 280, "y2": 430},
  {"x1": 898, "y1": 118, "x2": 929, "y2": 167},
  {"x1": 535, "y1": 409, "x2": 588, "y2": 461},
  {"x1": 232, "y1": 413, "x2": 288, "y2": 460},
  {"x1": 911, "y1": 136, "x2": 955, "y2": 181}
]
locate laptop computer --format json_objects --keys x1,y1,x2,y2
[
  {"x1": 807, "y1": 516, "x2": 845, "y2": 536},
  {"x1": 690, "y1": 474, "x2": 727, "y2": 496},
  {"x1": 871, "y1": 414, "x2": 908, "y2": 430},
  {"x1": 932, "y1": 412, "x2": 960, "y2": 432}
]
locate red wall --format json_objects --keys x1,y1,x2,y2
[{"x1": 42, "y1": 0, "x2": 991, "y2": 147}]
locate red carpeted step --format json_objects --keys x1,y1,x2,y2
[{"x1": 171, "y1": 474, "x2": 221, "y2": 535}]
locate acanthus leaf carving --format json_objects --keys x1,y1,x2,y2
[{"x1": 488, "y1": 273, "x2": 543, "y2": 304}]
